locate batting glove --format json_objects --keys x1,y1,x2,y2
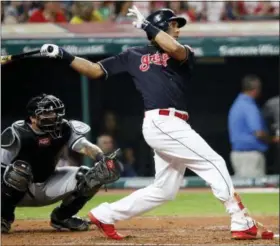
[
  {"x1": 127, "y1": 5, "x2": 147, "y2": 29},
  {"x1": 40, "y1": 44, "x2": 62, "y2": 58},
  {"x1": 40, "y1": 44, "x2": 75, "y2": 64}
]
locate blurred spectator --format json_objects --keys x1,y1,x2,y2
[
  {"x1": 237, "y1": 1, "x2": 279, "y2": 19},
  {"x1": 205, "y1": 1, "x2": 225, "y2": 22},
  {"x1": 253, "y1": 1, "x2": 276, "y2": 16},
  {"x1": 121, "y1": 147, "x2": 138, "y2": 177},
  {"x1": 167, "y1": 1, "x2": 189, "y2": 22},
  {"x1": 28, "y1": 1, "x2": 66, "y2": 23},
  {"x1": 3, "y1": 1, "x2": 20, "y2": 24},
  {"x1": 97, "y1": 134, "x2": 125, "y2": 172},
  {"x1": 97, "y1": 134, "x2": 115, "y2": 155},
  {"x1": 150, "y1": 1, "x2": 167, "y2": 13},
  {"x1": 1, "y1": 1, "x2": 279, "y2": 24},
  {"x1": 17, "y1": 1, "x2": 37, "y2": 23},
  {"x1": 228, "y1": 75, "x2": 269, "y2": 178},
  {"x1": 2, "y1": 1, "x2": 36, "y2": 24},
  {"x1": 98, "y1": 1, "x2": 116, "y2": 21},
  {"x1": 263, "y1": 95, "x2": 280, "y2": 137},
  {"x1": 70, "y1": 2, "x2": 103, "y2": 24},
  {"x1": 263, "y1": 95, "x2": 280, "y2": 173},
  {"x1": 1, "y1": 2, "x2": 4, "y2": 23},
  {"x1": 133, "y1": 1, "x2": 150, "y2": 17},
  {"x1": 221, "y1": 1, "x2": 240, "y2": 21},
  {"x1": 186, "y1": 1, "x2": 203, "y2": 22},
  {"x1": 115, "y1": 1, "x2": 132, "y2": 23},
  {"x1": 270, "y1": 0, "x2": 280, "y2": 15},
  {"x1": 99, "y1": 111, "x2": 121, "y2": 144}
]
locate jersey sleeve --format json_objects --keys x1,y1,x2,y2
[{"x1": 97, "y1": 50, "x2": 130, "y2": 80}]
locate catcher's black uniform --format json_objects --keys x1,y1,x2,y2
[{"x1": 1, "y1": 94, "x2": 120, "y2": 233}]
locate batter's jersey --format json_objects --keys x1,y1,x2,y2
[
  {"x1": 98, "y1": 44, "x2": 195, "y2": 111},
  {"x1": 1, "y1": 120, "x2": 84, "y2": 182}
]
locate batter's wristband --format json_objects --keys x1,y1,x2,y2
[
  {"x1": 142, "y1": 21, "x2": 161, "y2": 39},
  {"x1": 60, "y1": 48, "x2": 75, "y2": 65}
]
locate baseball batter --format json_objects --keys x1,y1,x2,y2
[
  {"x1": 39, "y1": 7, "x2": 274, "y2": 240},
  {"x1": 1, "y1": 94, "x2": 121, "y2": 233}
]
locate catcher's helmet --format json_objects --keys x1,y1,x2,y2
[
  {"x1": 146, "y1": 8, "x2": 187, "y2": 39},
  {"x1": 26, "y1": 93, "x2": 65, "y2": 138}
]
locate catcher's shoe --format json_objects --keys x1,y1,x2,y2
[
  {"x1": 1, "y1": 218, "x2": 12, "y2": 234},
  {"x1": 50, "y1": 213, "x2": 90, "y2": 231},
  {"x1": 231, "y1": 222, "x2": 275, "y2": 240},
  {"x1": 88, "y1": 212, "x2": 127, "y2": 240}
]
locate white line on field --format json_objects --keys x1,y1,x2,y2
[{"x1": 235, "y1": 188, "x2": 279, "y2": 193}]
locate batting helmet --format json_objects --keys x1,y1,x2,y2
[{"x1": 146, "y1": 8, "x2": 187, "y2": 39}]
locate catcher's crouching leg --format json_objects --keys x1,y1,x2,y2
[
  {"x1": 51, "y1": 151, "x2": 121, "y2": 231},
  {"x1": 50, "y1": 166, "x2": 102, "y2": 231},
  {"x1": 1, "y1": 161, "x2": 33, "y2": 233}
]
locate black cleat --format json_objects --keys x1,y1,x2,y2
[
  {"x1": 50, "y1": 213, "x2": 90, "y2": 231},
  {"x1": 1, "y1": 218, "x2": 12, "y2": 233}
]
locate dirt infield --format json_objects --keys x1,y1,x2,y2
[{"x1": 2, "y1": 216, "x2": 279, "y2": 246}]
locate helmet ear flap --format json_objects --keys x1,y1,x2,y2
[{"x1": 161, "y1": 20, "x2": 170, "y2": 32}]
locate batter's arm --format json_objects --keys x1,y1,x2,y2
[
  {"x1": 40, "y1": 44, "x2": 104, "y2": 79},
  {"x1": 153, "y1": 32, "x2": 188, "y2": 61},
  {"x1": 70, "y1": 57, "x2": 105, "y2": 79},
  {"x1": 40, "y1": 44, "x2": 129, "y2": 79},
  {"x1": 72, "y1": 137, "x2": 104, "y2": 162},
  {"x1": 127, "y1": 6, "x2": 189, "y2": 61}
]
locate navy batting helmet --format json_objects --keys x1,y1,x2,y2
[{"x1": 146, "y1": 8, "x2": 187, "y2": 39}]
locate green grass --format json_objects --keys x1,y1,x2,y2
[{"x1": 15, "y1": 192, "x2": 279, "y2": 220}]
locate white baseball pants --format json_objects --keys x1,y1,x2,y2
[{"x1": 90, "y1": 108, "x2": 255, "y2": 231}]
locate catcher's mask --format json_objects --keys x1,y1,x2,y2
[
  {"x1": 146, "y1": 8, "x2": 187, "y2": 40},
  {"x1": 26, "y1": 94, "x2": 65, "y2": 138}
]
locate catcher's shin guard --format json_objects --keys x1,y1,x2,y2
[
  {"x1": 50, "y1": 208, "x2": 90, "y2": 231},
  {"x1": 1, "y1": 218, "x2": 12, "y2": 233},
  {"x1": 50, "y1": 185, "x2": 101, "y2": 231}
]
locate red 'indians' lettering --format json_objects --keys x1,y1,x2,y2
[{"x1": 139, "y1": 53, "x2": 170, "y2": 72}]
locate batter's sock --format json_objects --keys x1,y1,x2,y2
[
  {"x1": 224, "y1": 193, "x2": 256, "y2": 230},
  {"x1": 224, "y1": 192, "x2": 247, "y2": 216}
]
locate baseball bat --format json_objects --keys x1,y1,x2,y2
[{"x1": 1, "y1": 49, "x2": 41, "y2": 65}]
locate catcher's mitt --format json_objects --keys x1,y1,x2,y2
[{"x1": 76, "y1": 149, "x2": 121, "y2": 192}]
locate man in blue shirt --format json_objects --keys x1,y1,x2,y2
[{"x1": 228, "y1": 75, "x2": 274, "y2": 178}]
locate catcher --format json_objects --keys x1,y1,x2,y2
[{"x1": 1, "y1": 93, "x2": 121, "y2": 233}]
